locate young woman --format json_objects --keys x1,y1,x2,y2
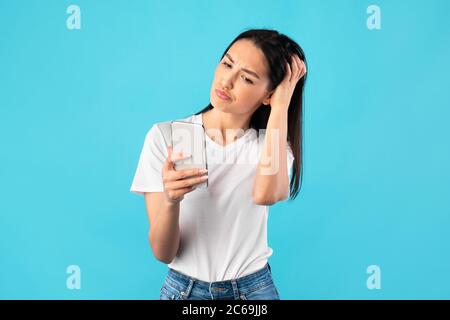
[{"x1": 130, "y1": 29, "x2": 307, "y2": 300}]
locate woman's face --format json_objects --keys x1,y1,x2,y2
[{"x1": 210, "y1": 39, "x2": 273, "y2": 115}]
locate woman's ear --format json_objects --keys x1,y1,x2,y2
[{"x1": 262, "y1": 90, "x2": 274, "y2": 105}]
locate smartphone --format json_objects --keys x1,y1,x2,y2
[{"x1": 170, "y1": 120, "x2": 208, "y2": 189}]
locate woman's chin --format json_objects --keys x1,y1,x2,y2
[
  {"x1": 211, "y1": 98, "x2": 226, "y2": 109},
  {"x1": 211, "y1": 103, "x2": 232, "y2": 113}
]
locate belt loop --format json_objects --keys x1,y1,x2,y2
[
  {"x1": 180, "y1": 278, "x2": 195, "y2": 300},
  {"x1": 231, "y1": 279, "x2": 241, "y2": 300},
  {"x1": 209, "y1": 282, "x2": 214, "y2": 300}
]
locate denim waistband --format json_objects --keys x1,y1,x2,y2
[{"x1": 165, "y1": 263, "x2": 273, "y2": 299}]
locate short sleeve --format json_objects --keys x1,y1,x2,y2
[{"x1": 130, "y1": 124, "x2": 168, "y2": 195}]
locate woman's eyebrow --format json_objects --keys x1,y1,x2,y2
[{"x1": 225, "y1": 53, "x2": 260, "y2": 79}]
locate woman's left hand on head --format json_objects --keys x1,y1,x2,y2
[{"x1": 268, "y1": 54, "x2": 307, "y2": 112}]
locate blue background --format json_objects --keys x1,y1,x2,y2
[{"x1": 1, "y1": 0, "x2": 449, "y2": 299}]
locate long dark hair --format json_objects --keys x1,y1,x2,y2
[{"x1": 195, "y1": 28, "x2": 307, "y2": 200}]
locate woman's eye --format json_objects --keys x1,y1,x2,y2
[
  {"x1": 221, "y1": 62, "x2": 252, "y2": 84},
  {"x1": 242, "y1": 75, "x2": 253, "y2": 84}
]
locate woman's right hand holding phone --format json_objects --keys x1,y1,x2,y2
[{"x1": 162, "y1": 145, "x2": 208, "y2": 204}]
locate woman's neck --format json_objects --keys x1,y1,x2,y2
[{"x1": 202, "y1": 108, "x2": 252, "y2": 144}]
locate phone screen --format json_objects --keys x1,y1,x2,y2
[{"x1": 170, "y1": 120, "x2": 208, "y2": 188}]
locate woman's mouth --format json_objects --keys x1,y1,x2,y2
[{"x1": 215, "y1": 89, "x2": 231, "y2": 101}]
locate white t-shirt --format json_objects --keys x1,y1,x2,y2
[{"x1": 130, "y1": 112, "x2": 294, "y2": 282}]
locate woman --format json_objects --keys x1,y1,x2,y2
[{"x1": 130, "y1": 28, "x2": 307, "y2": 300}]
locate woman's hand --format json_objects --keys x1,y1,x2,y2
[
  {"x1": 268, "y1": 54, "x2": 307, "y2": 112},
  {"x1": 162, "y1": 145, "x2": 209, "y2": 204}
]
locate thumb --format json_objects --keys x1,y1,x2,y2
[{"x1": 164, "y1": 144, "x2": 174, "y2": 170}]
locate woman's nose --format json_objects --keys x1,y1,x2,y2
[{"x1": 220, "y1": 76, "x2": 233, "y2": 90}]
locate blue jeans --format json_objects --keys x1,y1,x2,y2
[{"x1": 159, "y1": 263, "x2": 280, "y2": 300}]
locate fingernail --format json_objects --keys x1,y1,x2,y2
[
  {"x1": 201, "y1": 175, "x2": 208, "y2": 180},
  {"x1": 199, "y1": 168, "x2": 208, "y2": 173}
]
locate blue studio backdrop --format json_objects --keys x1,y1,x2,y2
[{"x1": 1, "y1": 0, "x2": 449, "y2": 299}]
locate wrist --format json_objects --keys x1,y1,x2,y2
[
  {"x1": 269, "y1": 107, "x2": 289, "y2": 122},
  {"x1": 270, "y1": 105, "x2": 289, "y2": 115},
  {"x1": 163, "y1": 195, "x2": 182, "y2": 208}
]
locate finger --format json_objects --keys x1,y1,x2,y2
[
  {"x1": 165, "y1": 166, "x2": 205, "y2": 182},
  {"x1": 284, "y1": 60, "x2": 292, "y2": 83},
  {"x1": 172, "y1": 152, "x2": 192, "y2": 163},
  {"x1": 297, "y1": 56, "x2": 307, "y2": 79},
  {"x1": 173, "y1": 183, "x2": 197, "y2": 199},
  {"x1": 166, "y1": 145, "x2": 191, "y2": 163},
  {"x1": 164, "y1": 145, "x2": 190, "y2": 171},
  {"x1": 290, "y1": 55, "x2": 299, "y2": 81},
  {"x1": 164, "y1": 145, "x2": 174, "y2": 170},
  {"x1": 290, "y1": 56, "x2": 299, "y2": 82},
  {"x1": 294, "y1": 55, "x2": 304, "y2": 80},
  {"x1": 165, "y1": 174, "x2": 208, "y2": 190},
  {"x1": 173, "y1": 148, "x2": 185, "y2": 161},
  {"x1": 174, "y1": 186, "x2": 195, "y2": 198},
  {"x1": 298, "y1": 57, "x2": 306, "y2": 79},
  {"x1": 184, "y1": 186, "x2": 197, "y2": 194},
  {"x1": 170, "y1": 167, "x2": 208, "y2": 181}
]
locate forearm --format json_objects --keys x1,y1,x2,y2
[
  {"x1": 150, "y1": 199, "x2": 181, "y2": 264},
  {"x1": 253, "y1": 108, "x2": 290, "y2": 203}
]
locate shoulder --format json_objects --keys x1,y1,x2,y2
[
  {"x1": 146, "y1": 113, "x2": 199, "y2": 145},
  {"x1": 152, "y1": 113, "x2": 199, "y2": 131}
]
